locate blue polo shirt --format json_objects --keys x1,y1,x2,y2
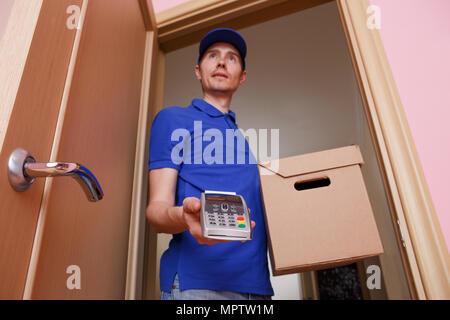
[{"x1": 148, "y1": 98, "x2": 273, "y2": 296}]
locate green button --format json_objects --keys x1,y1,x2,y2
[{"x1": 238, "y1": 224, "x2": 246, "y2": 228}]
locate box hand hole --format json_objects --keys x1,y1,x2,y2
[{"x1": 294, "y1": 177, "x2": 330, "y2": 191}]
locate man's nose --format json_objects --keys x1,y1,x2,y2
[{"x1": 217, "y1": 56, "x2": 226, "y2": 68}]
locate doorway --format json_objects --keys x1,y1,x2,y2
[{"x1": 145, "y1": 1, "x2": 411, "y2": 300}]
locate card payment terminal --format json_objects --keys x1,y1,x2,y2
[{"x1": 200, "y1": 190, "x2": 252, "y2": 241}]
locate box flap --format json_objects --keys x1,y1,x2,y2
[
  {"x1": 272, "y1": 252, "x2": 384, "y2": 275},
  {"x1": 258, "y1": 145, "x2": 364, "y2": 178}
]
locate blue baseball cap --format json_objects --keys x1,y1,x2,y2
[{"x1": 197, "y1": 28, "x2": 247, "y2": 70}]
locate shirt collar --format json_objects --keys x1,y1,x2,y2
[{"x1": 192, "y1": 98, "x2": 236, "y2": 123}]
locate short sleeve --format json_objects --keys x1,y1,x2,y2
[{"x1": 148, "y1": 108, "x2": 183, "y2": 171}]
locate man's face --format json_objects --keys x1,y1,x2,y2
[{"x1": 195, "y1": 42, "x2": 247, "y2": 95}]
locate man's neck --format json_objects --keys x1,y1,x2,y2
[{"x1": 202, "y1": 92, "x2": 232, "y2": 114}]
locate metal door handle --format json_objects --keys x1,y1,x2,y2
[{"x1": 7, "y1": 148, "x2": 104, "y2": 202}]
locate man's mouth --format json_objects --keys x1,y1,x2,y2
[{"x1": 213, "y1": 73, "x2": 228, "y2": 79}]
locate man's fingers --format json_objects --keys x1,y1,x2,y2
[
  {"x1": 194, "y1": 234, "x2": 230, "y2": 246},
  {"x1": 183, "y1": 197, "x2": 201, "y2": 214}
]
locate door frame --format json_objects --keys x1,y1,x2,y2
[
  {"x1": 124, "y1": 0, "x2": 160, "y2": 300},
  {"x1": 130, "y1": 0, "x2": 449, "y2": 300}
]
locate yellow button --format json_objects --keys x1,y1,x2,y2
[{"x1": 238, "y1": 220, "x2": 245, "y2": 224}]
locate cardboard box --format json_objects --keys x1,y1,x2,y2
[{"x1": 258, "y1": 145, "x2": 383, "y2": 276}]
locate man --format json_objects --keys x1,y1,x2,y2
[{"x1": 146, "y1": 28, "x2": 274, "y2": 300}]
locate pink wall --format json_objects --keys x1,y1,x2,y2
[
  {"x1": 151, "y1": 0, "x2": 450, "y2": 250},
  {"x1": 370, "y1": 0, "x2": 450, "y2": 251}
]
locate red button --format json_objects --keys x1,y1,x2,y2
[{"x1": 237, "y1": 217, "x2": 244, "y2": 221}]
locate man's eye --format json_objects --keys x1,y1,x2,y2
[
  {"x1": 209, "y1": 54, "x2": 216, "y2": 58},
  {"x1": 229, "y1": 56, "x2": 236, "y2": 62}
]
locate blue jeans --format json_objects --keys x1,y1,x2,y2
[{"x1": 160, "y1": 274, "x2": 272, "y2": 300}]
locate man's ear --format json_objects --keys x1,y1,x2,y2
[
  {"x1": 239, "y1": 70, "x2": 247, "y2": 84},
  {"x1": 194, "y1": 65, "x2": 202, "y2": 80}
]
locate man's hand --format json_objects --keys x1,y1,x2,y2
[{"x1": 182, "y1": 197, "x2": 256, "y2": 245}]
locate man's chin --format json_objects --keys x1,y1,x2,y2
[
  {"x1": 209, "y1": 88, "x2": 236, "y2": 95},
  {"x1": 209, "y1": 84, "x2": 238, "y2": 92}
]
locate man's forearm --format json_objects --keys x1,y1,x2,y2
[{"x1": 146, "y1": 201, "x2": 188, "y2": 234}]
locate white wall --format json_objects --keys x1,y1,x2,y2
[
  {"x1": 159, "y1": 1, "x2": 410, "y2": 299},
  {"x1": 163, "y1": 2, "x2": 359, "y2": 157}
]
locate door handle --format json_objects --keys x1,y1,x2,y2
[{"x1": 7, "y1": 148, "x2": 104, "y2": 202}]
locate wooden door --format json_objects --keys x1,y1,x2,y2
[{"x1": 0, "y1": 0, "x2": 156, "y2": 299}]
